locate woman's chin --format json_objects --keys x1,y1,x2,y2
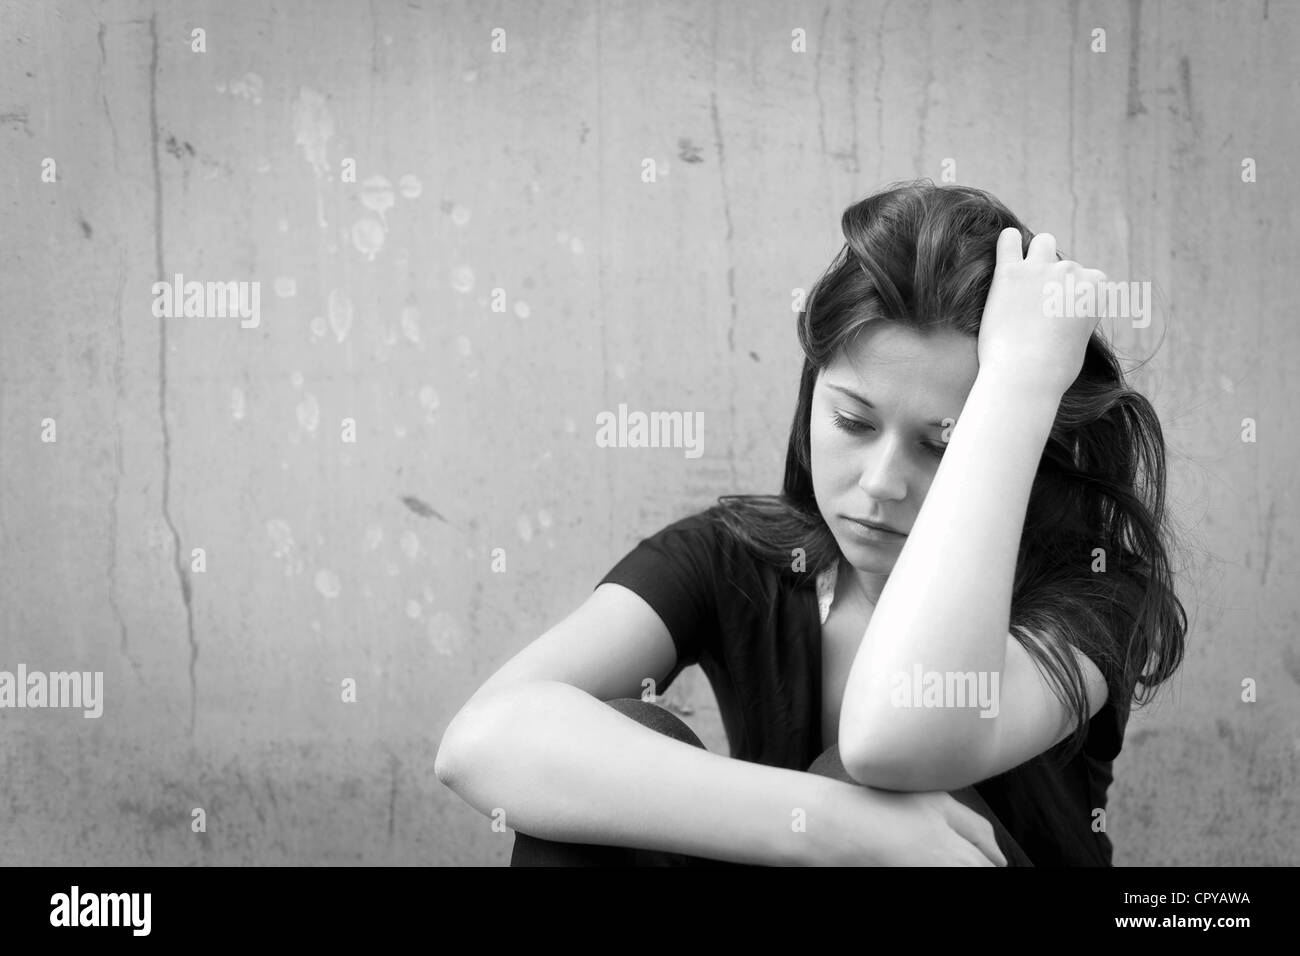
[{"x1": 836, "y1": 538, "x2": 896, "y2": 572}]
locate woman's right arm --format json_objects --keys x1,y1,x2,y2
[
  {"x1": 435, "y1": 679, "x2": 1005, "y2": 866},
  {"x1": 434, "y1": 581, "x2": 1002, "y2": 865},
  {"x1": 437, "y1": 678, "x2": 829, "y2": 865}
]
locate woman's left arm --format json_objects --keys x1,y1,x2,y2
[{"x1": 838, "y1": 228, "x2": 1110, "y2": 792}]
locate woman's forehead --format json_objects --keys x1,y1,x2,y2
[{"x1": 823, "y1": 324, "x2": 978, "y2": 398}]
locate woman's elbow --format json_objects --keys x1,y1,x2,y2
[
  {"x1": 840, "y1": 746, "x2": 926, "y2": 791},
  {"x1": 838, "y1": 710, "x2": 924, "y2": 788},
  {"x1": 839, "y1": 734, "x2": 985, "y2": 792},
  {"x1": 435, "y1": 696, "x2": 509, "y2": 788},
  {"x1": 433, "y1": 729, "x2": 463, "y2": 787}
]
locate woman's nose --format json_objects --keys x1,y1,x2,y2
[{"x1": 857, "y1": 436, "x2": 908, "y2": 500}]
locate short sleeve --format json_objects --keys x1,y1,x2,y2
[
  {"x1": 1080, "y1": 646, "x2": 1133, "y2": 762},
  {"x1": 595, "y1": 511, "x2": 722, "y2": 680},
  {"x1": 1082, "y1": 697, "x2": 1126, "y2": 761}
]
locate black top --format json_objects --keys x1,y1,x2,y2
[{"x1": 596, "y1": 506, "x2": 1129, "y2": 866}]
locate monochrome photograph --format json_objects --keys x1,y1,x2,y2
[{"x1": 0, "y1": 0, "x2": 1293, "y2": 929}]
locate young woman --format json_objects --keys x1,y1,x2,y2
[{"x1": 434, "y1": 180, "x2": 1188, "y2": 867}]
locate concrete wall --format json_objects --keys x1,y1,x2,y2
[{"x1": 0, "y1": 0, "x2": 1295, "y2": 866}]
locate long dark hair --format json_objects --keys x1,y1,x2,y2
[{"x1": 707, "y1": 179, "x2": 1187, "y2": 764}]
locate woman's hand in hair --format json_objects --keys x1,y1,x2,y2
[{"x1": 975, "y1": 226, "x2": 1107, "y2": 397}]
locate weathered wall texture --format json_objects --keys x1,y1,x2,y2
[{"x1": 0, "y1": 0, "x2": 1295, "y2": 866}]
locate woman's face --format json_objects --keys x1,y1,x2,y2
[{"x1": 810, "y1": 321, "x2": 980, "y2": 579}]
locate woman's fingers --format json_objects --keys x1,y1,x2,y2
[
  {"x1": 996, "y1": 226, "x2": 1024, "y2": 265},
  {"x1": 965, "y1": 847, "x2": 1000, "y2": 867},
  {"x1": 1027, "y1": 231, "x2": 1058, "y2": 261},
  {"x1": 942, "y1": 799, "x2": 1008, "y2": 866}
]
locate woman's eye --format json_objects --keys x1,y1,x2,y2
[
  {"x1": 833, "y1": 412, "x2": 947, "y2": 458},
  {"x1": 832, "y1": 412, "x2": 871, "y2": 434}
]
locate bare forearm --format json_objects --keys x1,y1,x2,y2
[
  {"x1": 842, "y1": 371, "x2": 1060, "y2": 760},
  {"x1": 437, "y1": 680, "x2": 832, "y2": 866}
]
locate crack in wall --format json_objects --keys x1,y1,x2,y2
[
  {"x1": 710, "y1": 5, "x2": 738, "y2": 491},
  {"x1": 387, "y1": 754, "x2": 401, "y2": 844},
  {"x1": 1068, "y1": 0, "x2": 1080, "y2": 256},
  {"x1": 150, "y1": 13, "x2": 199, "y2": 736},
  {"x1": 1126, "y1": 0, "x2": 1147, "y2": 118},
  {"x1": 100, "y1": 22, "x2": 134, "y2": 683},
  {"x1": 815, "y1": 2, "x2": 829, "y2": 179},
  {"x1": 846, "y1": 21, "x2": 860, "y2": 176},
  {"x1": 109, "y1": 252, "x2": 142, "y2": 682},
  {"x1": 594, "y1": 1, "x2": 613, "y2": 548},
  {"x1": 874, "y1": 3, "x2": 889, "y2": 185},
  {"x1": 915, "y1": 4, "x2": 932, "y2": 176},
  {"x1": 97, "y1": 22, "x2": 120, "y2": 163}
]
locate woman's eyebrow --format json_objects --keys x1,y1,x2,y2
[{"x1": 825, "y1": 383, "x2": 949, "y2": 429}]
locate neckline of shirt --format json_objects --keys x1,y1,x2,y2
[{"x1": 815, "y1": 561, "x2": 838, "y2": 625}]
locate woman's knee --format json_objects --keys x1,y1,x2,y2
[
  {"x1": 510, "y1": 697, "x2": 708, "y2": 867},
  {"x1": 603, "y1": 697, "x2": 707, "y2": 750},
  {"x1": 804, "y1": 742, "x2": 858, "y2": 784}
]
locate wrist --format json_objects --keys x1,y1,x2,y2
[
  {"x1": 787, "y1": 774, "x2": 863, "y2": 867},
  {"x1": 974, "y1": 362, "x2": 1069, "y2": 406}
]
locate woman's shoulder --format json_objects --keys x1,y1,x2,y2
[
  {"x1": 626, "y1": 506, "x2": 727, "y2": 551},
  {"x1": 624, "y1": 501, "x2": 818, "y2": 604}
]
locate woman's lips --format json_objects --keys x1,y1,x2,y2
[{"x1": 843, "y1": 516, "x2": 906, "y2": 537}]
